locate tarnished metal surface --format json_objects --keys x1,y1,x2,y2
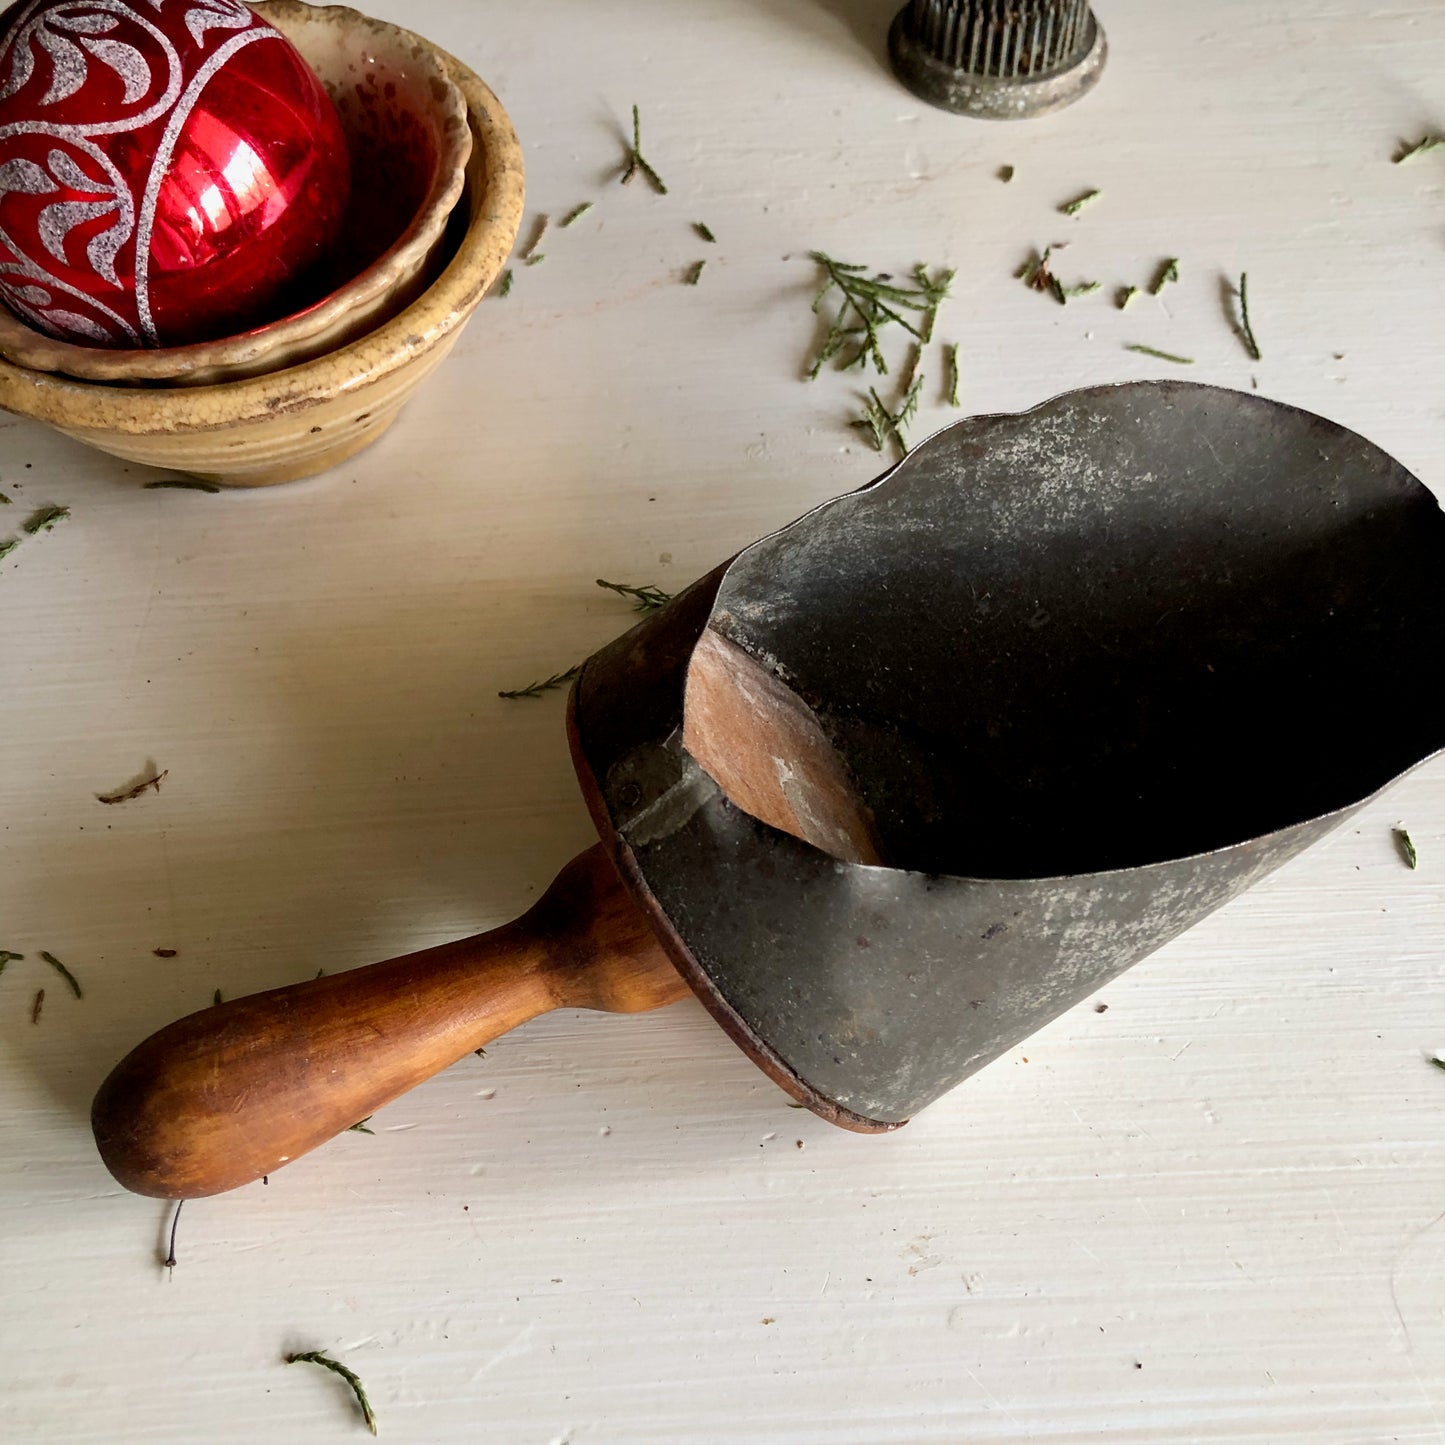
[
  {"x1": 888, "y1": 0, "x2": 1107, "y2": 121},
  {"x1": 572, "y1": 382, "x2": 1445, "y2": 1128}
]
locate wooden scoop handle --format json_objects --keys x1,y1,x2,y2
[{"x1": 91, "y1": 845, "x2": 688, "y2": 1199}]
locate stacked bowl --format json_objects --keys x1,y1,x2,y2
[{"x1": 0, "y1": 0, "x2": 524, "y2": 485}]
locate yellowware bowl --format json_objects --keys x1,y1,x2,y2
[
  {"x1": 0, "y1": 1, "x2": 473, "y2": 387},
  {"x1": 0, "y1": 34, "x2": 524, "y2": 486}
]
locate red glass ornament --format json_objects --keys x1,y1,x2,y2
[{"x1": 0, "y1": 0, "x2": 350, "y2": 348}]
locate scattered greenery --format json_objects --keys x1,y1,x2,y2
[
  {"x1": 1018, "y1": 245, "x2": 1063, "y2": 302},
  {"x1": 854, "y1": 375, "x2": 924, "y2": 458},
  {"x1": 694, "y1": 222, "x2": 717, "y2": 243},
  {"x1": 499, "y1": 665, "x2": 583, "y2": 701},
  {"x1": 40, "y1": 951, "x2": 80, "y2": 999},
  {"x1": 1394, "y1": 827, "x2": 1419, "y2": 870},
  {"x1": 286, "y1": 1352, "x2": 378, "y2": 1437},
  {"x1": 1118, "y1": 285, "x2": 1140, "y2": 310},
  {"x1": 522, "y1": 215, "x2": 549, "y2": 261},
  {"x1": 946, "y1": 343, "x2": 961, "y2": 408},
  {"x1": 497, "y1": 269, "x2": 514, "y2": 298},
  {"x1": 596, "y1": 579, "x2": 672, "y2": 612},
  {"x1": 500, "y1": 579, "x2": 677, "y2": 700},
  {"x1": 1395, "y1": 134, "x2": 1445, "y2": 164},
  {"x1": 96, "y1": 768, "x2": 168, "y2": 805},
  {"x1": 1150, "y1": 258, "x2": 1180, "y2": 295},
  {"x1": 620, "y1": 104, "x2": 667, "y2": 194},
  {"x1": 144, "y1": 480, "x2": 221, "y2": 493},
  {"x1": 1059, "y1": 188, "x2": 1101, "y2": 217},
  {"x1": 22, "y1": 505, "x2": 68, "y2": 534},
  {"x1": 348, "y1": 1117, "x2": 375, "y2": 1134},
  {"x1": 30, "y1": 988, "x2": 43, "y2": 1023},
  {"x1": 683, "y1": 260, "x2": 705, "y2": 285},
  {"x1": 1235, "y1": 272, "x2": 1262, "y2": 361},
  {"x1": 1127, "y1": 344, "x2": 1195, "y2": 365},
  {"x1": 560, "y1": 202, "x2": 594, "y2": 227},
  {"x1": 806, "y1": 253, "x2": 952, "y2": 378}
]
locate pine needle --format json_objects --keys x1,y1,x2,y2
[
  {"x1": 694, "y1": 222, "x2": 717, "y2": 243},
  {"x1": 1127, "y1": 344, "x2": 1195, "y2": 365},
  {"x1": 1235, "y1": 272, "x2": 1262, "y2": 361},
  {"x1": 39, "y1": 951, "x2": 81, "y2": 999},
  {"x1": 286, "y1": 1352, "x2": 378, "y2": 1437},
  {"x1": 521, "y1": 215, "x2": 548, "y2": 261},
  {"x1": 559, "y1": 202, "x2": 593, "y2": 227},
  {"x1": 853, "y1": 375, "x2": 924, "y2": 459},
  {"x1": 806, "y1": 253, "x2": 952, "y2": 379},
  {"x1": 1150, "y1": 258, "x2": 1180, "y2": 295},
  {"x1": 1059, "y1": 188, "x2": 1101, "y2": 217},
  {"x1": 22, "y1": 505, "x2": 68, "y2": 535},
  {"x1": 499, "y1": 665, "x2": 582, "y2": 701},
  {"x1": 1394, "y1": 827, "x2": 1419, "y2": 870},
  {"x1": 683, "y1": 260, "x2": 705, "y2": 285},
  {"x1": 1394, "y1": 135, "x2": 1445, "y2": 164},
  {"x1": 620, "y1": 104, "x2": 667, "y2": 194},
  {"x1": 945, "y1": 343, "x2": 961, "y2": 408},
  {"x1": 595, "y1": 579, "x2": 672, "y2": 612},
  {"x1": 96, "y1": 768, "x2": 168, "y2": 805}
]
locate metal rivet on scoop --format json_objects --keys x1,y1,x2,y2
[{"x1": 888, "y1": 0, "x2": 1108, "y2": 120}]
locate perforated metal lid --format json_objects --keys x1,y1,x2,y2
[{"x1": 889, "y1": 0, "x2": 1107, "y2": 119}]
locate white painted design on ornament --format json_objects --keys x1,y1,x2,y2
[
  {"x1": 182, "y1": 0, "x2": 252, "y2": 49},
  {"x1": 131, "y1": 22, "x2": 276, "y2": 343},
  {"x1": 42, "y1": 303, "x2": 106, "y2": 337},
  {"x1": 0, "y1": 5, "x2": 183, "y2": 139},
  {"x1": 0, "y1": 0, "x2": 267, "y2": 344}
]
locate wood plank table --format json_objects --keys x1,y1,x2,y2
[{"x1": 2, "y1": 2, "x2": 1442, "y2": 1439}]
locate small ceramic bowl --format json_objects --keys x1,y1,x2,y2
[
  {"x1": 0, "y1": 1, "x2": 473, "y2": 388},
  {"x1": 0, "y1": 41, "x2": 523, "y2": 485}
]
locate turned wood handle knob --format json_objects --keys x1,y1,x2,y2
[{"x1": 91, "y1": 845, "x2": 687, "y2": 1199}]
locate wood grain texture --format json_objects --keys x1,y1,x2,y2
[
  {"x1": 91, "y1": 845, "x2": 686, "y2": 1198},
  {"x1": 1, "y1": 0, "x2": 1443, "y2": 1440}
]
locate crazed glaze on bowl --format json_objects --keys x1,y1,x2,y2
[
  {"x1": 0, "y1": 39, "x2": 523, "y2": 484},
  {"x1": 0, "y1": 1, "x2": 473, "y2": 387}
]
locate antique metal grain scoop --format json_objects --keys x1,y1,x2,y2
[{"x1": 93, "y1": 382, "x2": 1445, "y2": 1197}]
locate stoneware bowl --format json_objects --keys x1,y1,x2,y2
[
  {"x1": 0, "y1": 38, "x2": 524, "y2": 485},
  {"x1": 0, "y1": 1, "x2": 473, "y2": 388}
]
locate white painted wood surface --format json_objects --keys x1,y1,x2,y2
[{"x1": 2, "y1": 1, "x2": 1444, "y2": 1440}]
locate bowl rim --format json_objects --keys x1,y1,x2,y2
[
  {"x1": 0, "y1": 0, "x2": 474, "y2": 384},
  {"x1": 0, "y1": 37, "x2": 523, "y2": 433}
]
